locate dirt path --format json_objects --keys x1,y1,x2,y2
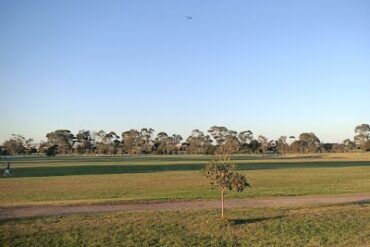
[{"x1": 1, "y1": 193, "x2": 370, "y2": 220}]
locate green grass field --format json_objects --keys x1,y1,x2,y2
[
  {"x1": 1, "y1": 153, "x2": 370, "y2": 246},
  {"x1": 1, "y1": 203, "x2": 370, "y2": 246},
  {"x1": 0, "y1": 153, "x2": 370, "y2": 206}
]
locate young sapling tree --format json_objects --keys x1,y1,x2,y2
[{"x1": 202, "y1": 155, "x2": 250, "y2": 219}]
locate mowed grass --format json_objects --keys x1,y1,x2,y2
[
  {"x1": 1, "y1": 204, "x2": 370, "y2": 246},
  {"x1": 0, "y1": 154, "x2": 370, "y2": 205}
]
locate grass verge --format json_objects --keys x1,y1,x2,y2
[{"x1": 1, "y1": 203, "x2": 370, "y2": 246}]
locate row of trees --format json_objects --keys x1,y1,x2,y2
[{"x1": 1, "y1": 124, "x2": 369, "y2": 156}]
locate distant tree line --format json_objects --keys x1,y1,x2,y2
[{"x1": 1, "y1": 124, "x2": 369, "y2": 156}]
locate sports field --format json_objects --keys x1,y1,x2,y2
[
  {"x1": 1, "y1": 153, "x2": 370, "y2": 246},
  {"x1": 1, "y1": 153, "x2": 370, "y2": 206}
]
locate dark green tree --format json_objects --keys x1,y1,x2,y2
[
  {"x1": 354, "y1": 124, "x2": 370, "y2": 150},
  {"x1": 46, "y1": 145, "x2": 58, "y2": 156},
  {"x1": 298, "y1": 132, "x2": 320, "y2": 154},
  {"x1": 121, "y1": 129, "x2": 140, "y2": 154},
  {"x1": 186, "y1": 129, "x2": 213, "y2": 155},
  {"x1": 46, "y1": 130, "x2": 74, "y2": 154}
]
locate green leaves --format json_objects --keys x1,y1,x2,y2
[
  {"x1": 202, "y1": 155, "x2": 250, "y2": 192},
  {"x1": 232, "y1": 173, "x2": 251, "y2": 192}
]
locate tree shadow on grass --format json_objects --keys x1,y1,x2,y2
[
  {"x1": 354, "y1": 199, "x2": 370, "y2": 207},
  {"x1": 320, "y1": 199, "x2": 370, "y2": 209},
  {"x1": 229, "y1": 215, "x2": 284, "y2": 225}
]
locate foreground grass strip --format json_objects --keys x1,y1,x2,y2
[{"x1": 1, "y1": 204, "x2": 370, "y2": 246}]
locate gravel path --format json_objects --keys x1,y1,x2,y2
[{"x1": 1, "y1": 193, "x2": 370, "y2": 220}]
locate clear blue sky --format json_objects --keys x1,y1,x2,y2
[{"x1": 0, "y1": 0, "x2": 369, "y2": 143}]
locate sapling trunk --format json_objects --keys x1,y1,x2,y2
[{"x1": 221, "y1": 188, "x2": 224, "y2": 219}]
